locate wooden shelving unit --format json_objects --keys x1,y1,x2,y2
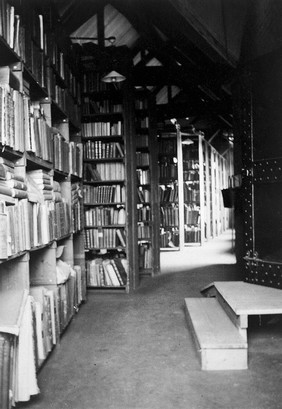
[
  {"x1": 81, "y1": 47, "x2": 138, "y2": 292},
  {"x1": 135, "y1": 91, "x2": 160, "y2": 276},
  {"x1": 158, "y1": 127, "x2": 231, "y2": 251},
  {"x1": 0, "y1": 1, "x2": 85, "y2": 405}
]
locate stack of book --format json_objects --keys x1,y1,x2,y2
[
  {"x1": 27, "y1": 169, "x2": 53, "y2": 201},
  {"x1": 0, "y1": 158, "x2": 28, "y2": 202}
]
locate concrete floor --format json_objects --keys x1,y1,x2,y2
[{"x1": 17, "y1": 231, "x2": 282, "y2": 409}]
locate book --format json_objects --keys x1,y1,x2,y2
[
  {"x1": 0, "y1": 332, "x2": 13, "y2": 409},
  {"x1": 116, "y1": 228, "x2": 126, "y2": 247},
  {"x1": 114, "y1": 257, "x2": 128, "y2": 284},
  {"x1": 0, "y1": 290, "x2": 28, "y2": 335}
]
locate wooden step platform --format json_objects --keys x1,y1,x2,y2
[
  {"x1": 184, "y1": 298, "x2": 248, "y2": 370},
  {"x1": 201, "y1": 281, "x2": 282, "y2": 340},
  {"x1": 202, "y1": 281, "x2": 282, "y2": 316}
]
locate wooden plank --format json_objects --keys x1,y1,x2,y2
[
  {"x1": 213, "y1": 281, "x2": 282, "y2": 315},
  {"x1": 184, "y1": 298, "x2": 247, "y2": 349}
]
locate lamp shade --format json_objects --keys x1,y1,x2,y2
[{"x1": 101, "y1": 70, "x2": 126, "y2": 83}]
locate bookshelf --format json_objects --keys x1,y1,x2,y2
[
  {"x1": 81, "y1": 47, "x2": 138, "y2": 292},
  {"x1": 158, "y1": 126, "x2": 231, "y2": 251},
  {"x1": 0, "y1": 1, "x2": 85, "y2": 405},
  {"x1": 135, "y1": 91, "x2": 160, "y2": 276},
  {"x1": 158, "y1": 131, "x2": 181, "y2": 250},
  {"x1": 181, "y1": 133, "x2": 203, "y2": 245}
]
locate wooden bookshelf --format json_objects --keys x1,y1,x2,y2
[
  {"x1": 81, "y1": 47, "x2": 138, "y2": 292},
  {"x1": 158, "y1": 126, "x2": 231, "y2": 251},
  {"x1": 135, "y1": 91, "x2": 160, "y2": 276},
  {"x1": 0, "y1": 1, "x2": 85, "y2": 405}
]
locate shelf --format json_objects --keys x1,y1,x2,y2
[
  {"x1": 26, "y1": 153, "x2": 53, "y2": 171},
  {"x1": 82, "y1": 135, "x2": 123, "y2": 141},
  {"x1": 23, "y1": 66, "x2": 49, "y2": 100},
  {"x1": 84, "y1": 202, "x2": 125, "y2": 206},
  {"x1": 82, "y1": 112, "x2": 123, "y2": 120},
  {"x1": 84, "y1": 158, "x2": 124, "y2": 163},
  {"x1": 0, "y1": 250, "x2": 27, "y2": 264},
  {"x1": 0, "y1": 37, "x2": 20, "y2": 66},
  {"x1": 84, "y1": 180, "x2": 125, "y2": 185},
  {"x1": 85, "y1": 247, "x2": 126, "y2": 251},
  {"x1": 85, "y1": 225, "x2": 126, "y2": 229}
]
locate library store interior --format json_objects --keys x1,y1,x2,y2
[{"x1": 1, "y1": 0, "x2": 282, "y2": 408}]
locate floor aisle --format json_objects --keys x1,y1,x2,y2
[{"x1": 18, "y1": 231, "x2": 282, "y2": 409}]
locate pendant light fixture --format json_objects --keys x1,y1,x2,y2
[{"x1": 101, "y1": 70, "x2": 126, "y2": 83}]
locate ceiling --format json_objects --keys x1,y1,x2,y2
[{"x1": 54, "y1": 0, "x2": 253, "y2": 153}]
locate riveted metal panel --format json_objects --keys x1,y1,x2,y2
[{"x1": 253, "y1": 158, "x2": 282, "y2": 183}]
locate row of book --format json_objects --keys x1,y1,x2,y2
[
  {"x1": 86, "y1": 256, "x2": 128, "y2": 287},
  {"x1": 137, "y1": 205, "x2": 151, "y2": 222},
  {"x1": 136, "y1": 116, "x2": 149, "y2": 129},
  {"x1": 82, "y1": 97, "x2": 122, "y2": 115},
  {"x1": 82, "y1": 71, "x2": 113, "y2": 93},
  {"x1": 84, "y1": 206, "x2": 126, "y2": 227},
  {"x1": 82, "y1": 121, "x2": 123, "y2": 137},
  {"x1": 53, "y1": 132, "x2": 70, "y2": 174},
  {"x1": 183, "y1": 159, "x2": 200, "y2": 170},
  {"x1": 84, "y1": 227, "x2": 126, "y2": 249},
  {"x1": 137, "y1": 187, "x2": 150, "y2": 203},
  {"x1": 136, "y1": 152, "x2": 149, "y2": 167},
  {"x1": 138, "y1": 243, "x2": 152, "y2": 270},
  {"x1": 137, "y1": 223, "x2": 151, "y2": 240},
  {"x1": 0, "y1": 78, "x2": 82, "y2": 175},
  {"x1": 83, "y1": 140, "x2": 124, "y2": 160},
  {"x1": 137, "y1": 169, "x2": 150, "y2": 185},
  {"x1": 158, "y1": 137, "x2": 177, "y2": 156},
  {"x1": 183, "y1": 183, "x2": 200, "y2": 203},
  {"x1": 136, "y1": 134, "x2": 149, "y2": 149},
  {"x1": 83, "y1": 184, "x2": 125, "y2": 204},
  {"x1": 159, "y1": 163, "x2": 178, "y2": 180},
  {"x1": 30, "y1": 262, "x2": 83, "y2": 366},
  {"x1": 0, "y1": 197, "x2": 71, "y2": 259},
  {"x1": 95, "y1": 162, "x2": 125, "y2": 181},
  {"x1": 0, "y1": 83, "x2": 25, "y2": 152},
  {"x1": 65, "y1": 89, "x2": 81, "y2": 128},
  {"x1": 183, "y1": 169, "x2": 199, "y2": 181},
  {"x1": 160, "y1": 228, "x2": 180, "y2": 248},
  {"x1": 25, "y1": 99, "x2": 52, "y2": 161},
  {"x1": 184, "y1": 205, "x2": 200, "y2": 225},
  {"x1": 159, "y1": 184, "x2": 178, "y2": 203},
  {"x1": 69, "y1": 141, "x2": 83, "y2": 178},
  {"x1": 0, "y1": 1, "x2": 24, "y2": 56},
  {"x1": 135, "y1": 99, "x2": 148, "y2": 110},
  {"x1": 184, "y1": 226, "x2": 201, "y2": 243},
  {"x1": 160, "y1": 205, "x2": 179, "y2": 227}
]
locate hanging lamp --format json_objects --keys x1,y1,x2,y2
[{"x1": 101, "y1": 70, "x2": 126, "y2": 83}]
